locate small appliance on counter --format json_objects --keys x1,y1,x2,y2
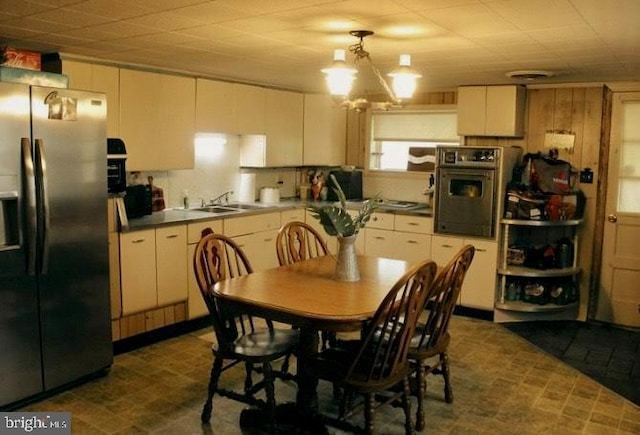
[
  {"x1": 107, "y1": 138, "x2": 127, "y2": 194},
  {"x1": 259, "y1": 186, "x2": 280, "y2": 203},
  {"x1": 327, "y1": 169, "x2": 363, "y2": 201},
  {"x1": 124, "y1": 184, "x2": 152, "y2": 218}
]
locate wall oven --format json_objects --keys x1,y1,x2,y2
[{"x1": 434, "y1": 146, "x2": 521, "y2": 239}]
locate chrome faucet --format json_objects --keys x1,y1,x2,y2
[{"x1": 209, "y1": 190, "x2": 233, "y2": 205}]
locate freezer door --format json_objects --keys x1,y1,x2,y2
[
  {"x1": 30, "y1": 86, "x2": 112, "y2": 390},
  {"x1": 0, "y1": 81, "x2": 44, "y2": 407}
]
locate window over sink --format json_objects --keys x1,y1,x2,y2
[{"x1": 368, "y1": 108, "x2": 459, "y2": 173}]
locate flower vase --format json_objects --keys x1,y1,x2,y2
[{"x1": 334, "y1": 234, "x2": 360, "y2": 282}]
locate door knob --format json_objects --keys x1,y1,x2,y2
[{"x1": 607, "y1": 214, "x2": 617, "y2": 223}]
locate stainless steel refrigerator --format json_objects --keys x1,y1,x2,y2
[{"x1": 0, "y1": 81, "x2": 112, "y2": 408}]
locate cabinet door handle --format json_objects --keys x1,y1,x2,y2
[
  {"x1": 132, "y1": 239, "x2": 145, "y2": 243},
  {"x1": 476, "y1": 248, "x2": 487, "y2": 252},
  {"x1": 166, "y1": 234, "x2": 179, "y2": 239},
  {"x1": 264, "y1": 237, "x2": 273, "y2": 242},
  {"x1": 374, "y1": 236, "x2": 386, "y2": 240},
  {"x1": 406, "y1": 240, "x2": 418, "y2": 244},
  {"x1": 408, "y1": 222, "x2": 419, "y2": 226},
  {"x1": 441, "y1": 244, "x2": 454, "y2": 248}
]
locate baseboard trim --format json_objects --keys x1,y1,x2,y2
[
  {"x1": 114, "y1": 317, "x2": 210, "y2": 355},
  {"x1": 453, "y1": 306, "x2": 494, "y2": 321}
]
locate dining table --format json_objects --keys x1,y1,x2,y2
[{"x1": 212, "y1": 254, "x2": 413, "y2": 429}]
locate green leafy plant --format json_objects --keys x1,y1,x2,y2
[{"x1": 307, "y1": 174, "x2": 380, "y2": 237}]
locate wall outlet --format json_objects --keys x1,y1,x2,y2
[{"x1": 579, "y1": 168, "x2": 594, "y2": 184}]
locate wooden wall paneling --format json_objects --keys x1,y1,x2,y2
[
  {"x1": 526, "y1": 89, "x2": 556, "y2": 152},
  {"x1": 565, "y1": 88, "x2": 586, "y2": 168},
  {"x1": 582, "y1": 87, "x2": 605, "y2": 187},
  {"x1": 588, "y1": 86, "x2": 613, "y2": 319},
  {"x1": 553, "y1": 88, "x2": 574, "y2": 132},
  {"x1": 174, "y1": 302, "x2": 187, "y2": 322}
]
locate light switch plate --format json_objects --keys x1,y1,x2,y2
[{"x1": 579, "y1": 168, "x2": 594, "y2": 184}]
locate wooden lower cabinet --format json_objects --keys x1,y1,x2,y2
[
  {"x1": 431, "y1": 235, "x2": 497, "y2": 310},
  {"x1": 227, "y1": 212, "x2": 281, "y2": 272},
  {"x1": 393, "y1": 231, "x2": 432, "y2": 263},
  {"x1": 232, "y1": 229, "x2": 279, "y2": 271},
  {"x1": 119, "y1": 225, "x2": 188, "y2": 316},
  {"x1": 156, "y1": 225, "x2": 188, "y2": 306},
  {"x1": 364, "y1": 213, "x2": 432, "y2": 264},
  {"x1": 120, "y1": 229, "x2": 157, "y2": 315},
  {"x1": 115, "y1": 302, "x2": 187, "y2": 340}
]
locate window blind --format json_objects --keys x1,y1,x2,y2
[{"x1": 372, "y1": 111, "x2": 458, "y2": 141}]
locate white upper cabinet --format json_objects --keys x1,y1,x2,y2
[
  {"x1": 61, "y1": 60, "x2": 120, "y2": 138},
  {"x1": 240, "y1": 88, "x2": 303, "y2": 167},
  {"x1": 234, "y1": 83, "x2": 266, "y2": 134},
  {"x1": 303, "y1": 94, "x2": 346, "y2": 166},
  {"x1": 195, "y1": 78, "x2": 235, "y2": 133},
  {"x1": 196, "y1": 80, "x2": 266, "y2": 135},
  {"x1": 457, "y1": 85, "x2": 525, "y2": 137},
  {"x1": 264, "y1": 88, "x2": 303, "y2": 166},
  {"x1": 120, "y1": 69, "x2": 195, "y2": 171}
]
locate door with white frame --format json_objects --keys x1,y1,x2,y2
[{"x1": 596, "y1": 92, "x2": 640, "y2": 328}]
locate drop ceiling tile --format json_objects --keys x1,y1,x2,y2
[
  {"x1": 63, "y1": 0, "x2": 154, "y2": 21},
  {"x1": 164, "y1": 2, "x2": 246, "y2": 24},
  {"x1": 487, "y1": 0, "x2": 585, "y2": 30},
  {"x1": 125, "y1": 11, "x2": 206, "y2": 31},
  {"x1": 89, "y1": 20, "x2": 157, "y2": 38},
  {"x1": 176, "y1": 24, "x2": 246, "y2": 41},
  {"x1": 0, "y1": 0, "x2": 53, "y2": 16},
  {"x1": 1, "y1": 16, "x2": 76, "y2": 34},
  {"x1": 419, "y1": 3, "x2": 519, "y2": 36}
]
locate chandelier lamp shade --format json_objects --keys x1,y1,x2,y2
[{"x1": 322, "y1": 30, "x2": 422, "y2": 110}]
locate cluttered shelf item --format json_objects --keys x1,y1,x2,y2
[
  {"x1": 504, "y1": 150, "x2": 585, "y2": 222},
  {"x1": 498, "y1": 149, "x2": 584, "y2": 313}
]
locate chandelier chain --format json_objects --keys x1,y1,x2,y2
[{"x1": 348, "y1": 34, "x2": 400, "y2": 105}]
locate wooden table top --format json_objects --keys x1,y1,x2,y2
[{"x1": 213, "y1": 255, "x2": 411, "y2": 331}]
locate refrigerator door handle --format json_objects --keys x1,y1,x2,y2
[
  {"x1": 34, "y1": 139, "x2": 50, "y2": 275},
  {"x1": 21, "y1": 138, "x2": 37, "y2": 276}
]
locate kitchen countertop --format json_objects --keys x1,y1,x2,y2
[{"x1": 123, "y1": 199, "x2": 432, "y2": 232}]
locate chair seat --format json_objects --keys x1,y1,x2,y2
[
  {"x1": 409, "y1": 330, "x2": 450, "y2": 359},
  {"x1": 215, "y1": 328, "x2": 299, "y2": 360}
]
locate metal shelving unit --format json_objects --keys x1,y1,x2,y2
[{"x1": 496, "y1": 218, "x2": 582, "y2": 313}]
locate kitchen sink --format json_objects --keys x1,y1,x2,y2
[
  {"x1": 191, "y1": 206, "x2": 242, "y2": 214},
  {"x1": 224, "y1": 203, "x2": 270, "y2": 210}
]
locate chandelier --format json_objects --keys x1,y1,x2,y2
[{"x1": 321, "y1": 30, "x2": 422, "y2": 111}]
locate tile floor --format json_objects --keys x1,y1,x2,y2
[
  {"x1": 18, "y1": 316, "x2": 640, "y2": 434},
  {"x1": 505, "y1": 321, "x2": 640, "y2": 407}
]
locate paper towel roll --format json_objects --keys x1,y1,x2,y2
[{"x1": 238, "y1": 173, "x2": 256, "y2": 202}]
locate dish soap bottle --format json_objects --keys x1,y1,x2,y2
[{"x1": 182, "y1": 190, "x2": 189, "y2": 209}]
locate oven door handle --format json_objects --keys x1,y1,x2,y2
[{"x1": 442, "y1": 170, "x2": 493, "y2": 178}]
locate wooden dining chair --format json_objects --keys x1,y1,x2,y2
[
  {"x1": 302, "y1": 259, "x2": 438, "y2": 435},
  {"x1": 193, "y1": 232, "x2": 299, "y2": 429},
  {"x1": 409, "y1": 244, "x2": 475, "y2": 431},
  {"x1": 276, "y1": 221, "x2": 334, "y2": 374},
  {"x1": 276, "y1": 221, "x2": 330, "y2": 266}
]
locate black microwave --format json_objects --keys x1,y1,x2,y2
[{"x1": 327, "y1": 170, "x2": 363, "y2": 201}]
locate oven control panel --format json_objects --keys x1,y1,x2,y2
[{"x1": 438, "y1": 147, "x2": 500, "y2": 168}]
